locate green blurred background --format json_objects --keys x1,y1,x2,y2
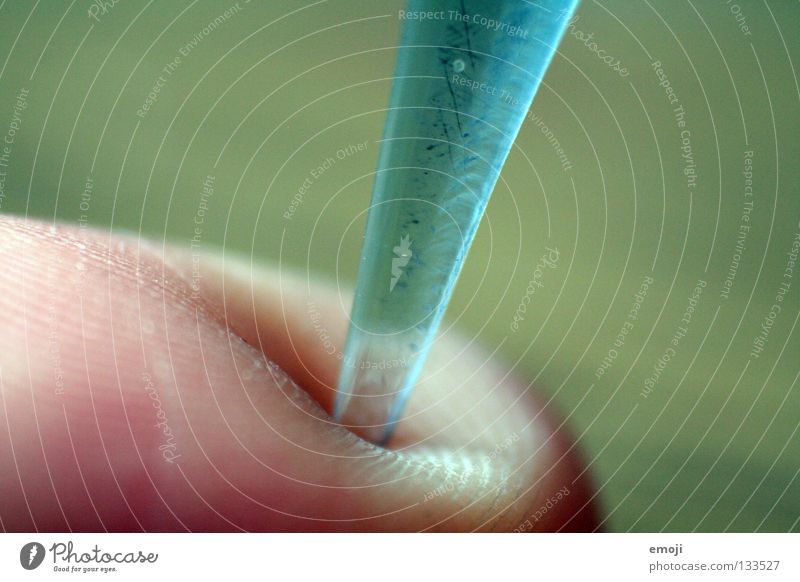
[{"x1": 0, "y1": 0, "x2": 797, "y2": 531}]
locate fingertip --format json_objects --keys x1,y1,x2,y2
[{"x1": 0, "y1": 216, "x2": 601, "y2": 531}]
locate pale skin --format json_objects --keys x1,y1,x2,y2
[{"x1": 0, "y1": 216, "x2": 599, "y2": 531}]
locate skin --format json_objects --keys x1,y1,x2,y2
[{"x1": 0, "y1": 215, "x2": 599, "y2": 531}]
